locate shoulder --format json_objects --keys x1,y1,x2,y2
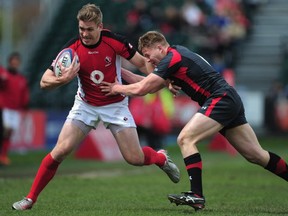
[
  {"x1": 101, "y1": 29, "x2": 136, "y2": 57},
  {"x1": 163, "y1": 46, "x2": 182, "y2": 65},
  {"x1": 101, "y1": 29, "x2": 126, "y2": 41},
  {"x1": 101, "y1": 29, "x2": 133, "y2": 48}
]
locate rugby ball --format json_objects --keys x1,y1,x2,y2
[{"x1": 53, "y1": 48, "x2": 78, "y2": 77}]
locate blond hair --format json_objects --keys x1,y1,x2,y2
[
  {"x1": 77, "y1": 3, "x2": 103, "y2": 25},
  {"x1": 138, "y1": 31, "x2": 169, "y2": 52}
]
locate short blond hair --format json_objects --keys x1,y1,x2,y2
[
  {"x1": 138, "y1": 31, "x2": 169, "y2": 52},
  {"x1": 77, "y1": 3, "x2": 103, "y2": 25}
]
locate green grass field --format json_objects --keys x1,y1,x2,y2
[{"x1": 0, "y1": 136, "x2": 287, "y2": 216}]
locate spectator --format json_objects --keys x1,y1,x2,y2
[{"x1": 0, "y1": 52, "x2": 30, "y2": 165}]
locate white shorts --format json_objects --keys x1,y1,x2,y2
[
  {"x1": 3, "y1": 109, "x2": 21, "y2": 130},
  {"x1": 67, "y1": 95, "x2": 136, "y2": 129}
]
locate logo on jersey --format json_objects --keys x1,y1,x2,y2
[
  {"x1": 88, "y1": 51, "x2": 99, "y2": 54},
  {"x1": 105, "y1": 56, "x2": 112, "y2": 67},
  {"x1": 90, "y1": 70, "x2": 104, "y2": 85}
]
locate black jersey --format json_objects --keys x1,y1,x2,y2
[{"x1": 153, "y1": 45, "x2": 231, "y2": 106}]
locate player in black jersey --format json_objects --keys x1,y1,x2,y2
[{"x1": 101, "y1": 30, "x2": 288, "y2": 211}]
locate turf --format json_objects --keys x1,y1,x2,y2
[{"x1": 0, "y1": 136, "x2": 287, "y2": 216}]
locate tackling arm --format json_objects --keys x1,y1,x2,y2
[
  {"x1": 101, "y1": 73, "x2": 166, "y2": 97},
  {"x1": 121, "y1": 68, "x2": 145, "y2": 84}
]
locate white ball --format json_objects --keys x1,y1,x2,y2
[{"x1": 54, "y1": 48, "x2": 78, "y2": 77}]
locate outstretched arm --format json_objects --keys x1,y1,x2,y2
[
  {"x1": 121, "y1": 68, "x2": 145, "y2": 84},
  {"x1": 101, "y1": 73, "x2": 166, "y2": 97}
]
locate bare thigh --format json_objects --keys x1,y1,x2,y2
[
  {"x1": 51, "y1": 121, "x2": 87, "y2": 162},
  {"x1": 110, "y1": 126, "x2": 144, "y2": 166},
  {"x1": 178, "y1": 113, "x2": 223, "y2": 158},
  {"x1": 225, "y1": 123, "x2": 269, "y2": 166}
]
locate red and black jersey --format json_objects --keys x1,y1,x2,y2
[
  {"x1": 52, "y1": 29, "x2": 136, "y2": 106},
  {"x1": 153, "y1": 45, "x2": 231, "y2": 106}
]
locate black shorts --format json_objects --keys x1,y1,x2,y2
[{"x1": 198, "y1": 88, "x2": 247, "y2": 135}]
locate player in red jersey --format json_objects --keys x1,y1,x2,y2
[
  {"x1": 12, "y1": 4, "x2": 180, "y2": 211},
  {"x1": 100, "y1": 31, "x2": 288, "y2": 211},
  {"x1": 0, "y1": 52, "x2": 30, "y2": 165}
]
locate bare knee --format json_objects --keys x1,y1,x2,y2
[
  {"x1": 177, "y1": 132, "x2": 196, "y2": 149},
  {"x1": 51, "y1": 143, "x2": 74, "y2": 162},
  {"x1": 176, "y1": 132, "x2": 200, "y2": 157}
]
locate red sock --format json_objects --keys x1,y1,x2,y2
[
  {"x1": 142, "y1": 146, "x2": 166, "y2": 167},
  {"x1": 27, "y1": 153, "x2": 60, "y2": 202}
]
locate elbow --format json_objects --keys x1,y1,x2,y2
[
  {"x1": 40, "y1": 80, "x2": 52, "y2": 90},
  {"x1": 40, "y1": 80, "x2": 47, "y2": 89},
  {"x1": 40, "y1": 81, "x2": 45, "y2": 89}
]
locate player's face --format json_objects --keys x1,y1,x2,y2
[
  {"x1": 78, "y1": 20, "x2": 103, "y2": 46},
  {"x1": 141, "y1": 46, "x2": 166, "y2": 67}
]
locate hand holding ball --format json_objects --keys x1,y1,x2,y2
[{"x1": 54, "y1": 48, "x2": 79, "y2": 77}]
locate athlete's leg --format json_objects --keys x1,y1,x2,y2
[
  {"x1": 177, "y1": 113, "x2": 223, "y2": 156},
  {"x1": 27, "y1": 120, "x2": 89, "y2": 202},
  {"x1": 109, "y1": 125, "x2": 180, "y2": 183},
  {"x1": 109, "y1": 125, "x2": 165, "y2": 166},
  {"x1": 51, "y1": 120, "x2": 89, "y2": 161},
  {"x1": 177, "y1": 113, "x2": 223, "y2": 196},
  {"x1": 225, "y1": 123, "x2": 288, "y2": 181},
  {"x1": 168, "y1": 113, "x2": 222, "y2": 209}
]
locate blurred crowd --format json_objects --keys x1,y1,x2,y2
[{"x1": 120, "y1": 0, "x2": 265, "y2": 72}]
